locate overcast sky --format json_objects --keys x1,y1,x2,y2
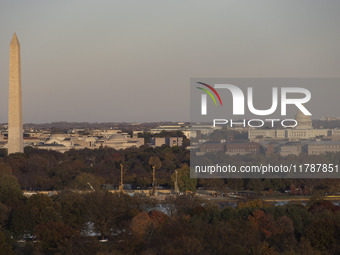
[{"x1": 1, "y1": 0, "x2": 340, "y2": 123}]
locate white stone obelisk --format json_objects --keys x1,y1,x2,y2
[{"x1": 8, "y1": 33, "x2": 23, "y2": 154}]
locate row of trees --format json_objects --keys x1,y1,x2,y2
[
  {"x1": 1, "y1": 185, "x2": 340, "y2": 254},
  {"x1": 194, "y1": 150, "x2": 340, "y2": 194},
  {"x1": 0, "y1": 145, "x2": 190, "y2": 191},
  {"x1": 0, "y1": 145, "x2": 339, "y2": 254},
  {"x1": 0, "y1": 146, "x2": 338, "y2": 194}
]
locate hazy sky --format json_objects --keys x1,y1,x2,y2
[{"x1": 1, "y1": 0, "x2": 340, "y2": 123}]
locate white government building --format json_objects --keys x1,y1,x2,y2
[{"x1": 249, "y1": 110, "x2": 331, "y2": 142}]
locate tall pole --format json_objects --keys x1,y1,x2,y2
[
  {"x1": 151, "y1": 165, "x2": 157, "y2": 196},
  {"x1": 119, "y1": 163, "x2": 124, "y2": 192},
  {"x1": 152, "y1": 165, "x2": 156, "y2": 188},
  {"x1": 174, "y1": 170, "x2": 179, "y2": 194}
]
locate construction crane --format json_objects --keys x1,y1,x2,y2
[
  {"x1": 174, "y1": 170, "x2": 179, "y2": 194},
  {"x1": 119, "y1": 163, "x2": 124, "y2": 193},
  {"x1": 151, "y1": 165, "x2": 158, "y2": 196}
]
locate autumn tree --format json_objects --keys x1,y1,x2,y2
[
  {"x1": 35, "y1": 221, "x2": 75, "y2": 254},
  {"x1": 130, "y1": 211, "x2": 154, "y2": 241},
  {"x1": 85, "y1": 191, "x2": 130, "y2": 239}
]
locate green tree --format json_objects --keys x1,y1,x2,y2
[
  {"x1": 72, "y1": 172, "x2": 103, "y2": 191},
  {"x1": 58, "y1": 191, "x2": 87, "y2": 231},
  {"x1": 27, "y1": 194, "x2": 60, "y2": 225},
  {"x1": 0, "y1": 174, "x2": 23, "y2": 206},
  {"x1": 0, "y1": 163, "x2": 12, "y2": 176},
  {"x1": 171, "y1": 164, "x2": 197, "y2": 192},
  {"x1": 0, "y1": 231, "x2": 14, "y2": 255},
  {"x1": 0, "y1": 203, "x2": 10, "y2": 230},
  {"x1": 248, "y1": 179, "x2": 264, "y2": 194},
  {"x1": 148, "y1": 156, "x2": 162, "y2": 169},
  {"x1": 10, "y1": 203, "x2": 35, "y2": 238},
  {"x1": 306, "y1": 217, "x2": 335, "y2": 251}
]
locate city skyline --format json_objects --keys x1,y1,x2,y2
[{"x1": 1, "y1": 1, "x2": 340, "y2": 123}]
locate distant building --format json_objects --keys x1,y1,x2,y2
[
  {"x1": 167, "y1": 137, "x2": 183, "y2": 147},
  {"x1": 20, "y1": 130, "x2": 144, "y2": 152},
  {"x1": 308, "y1": 141, "x2": 340, "y2": 155},
  {"x1": 280, "y1": 143, "x2": 302, "y2": 156},
  {"x1": 265, "y1": 144, "x2": 275, "y2": 156},
  {"x1": 150, "y1": 137, "x2": 183, "y2": 147},
  {"x1": 96, "y1": 134, "x2": 144, "y2": 150},
  {"x1": 34, "y1": 135, "x2": 81, "y2": 152},
  {"x1": 249, "y1": 129, "x2": 286, "y2": 141},
  {"x1": 331, "y1": 129, "x2": 340, "y2": 140},
  {"x1": 249, "y1": 110, "x2": 329, "y2": 142},
  {"x1": 322, "y1": 117, "x2": 340, "y2": 121},
  {"x1": 34, "y1": 143, "x2": 75, "y2": 153},
  {"x1": 90, "y1": 129, "x2": 121, "y2": 138},
  {"x1": 71, "y1": 136, "x2": 97, "y2": 148},
  {"x1": 150, "y1": 123, "x2": 221, "y2": 139},
  {"x1": 199, "y1": 142, "x2": 224, "y2": 153},
  {"x1": 226, "y1": 142, "x2": 260, "y2": 156},
  {"x1": 150, "y1": 137, "x2": 166, "y2": 147}
]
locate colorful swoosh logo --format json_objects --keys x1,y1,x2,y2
[{"x1": 196, "y1": 82, "x2": 223, "y2": 106}]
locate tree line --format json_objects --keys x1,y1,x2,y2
[
  {"x1": 0, "y1": 188, "x2": 340, "y2": 254},
  {"x1": 0, "y1": 146, "x2": 338, "y2": 195},
  {"x1": 0, "y1": 146, "x2": 339, "y2": 254}
]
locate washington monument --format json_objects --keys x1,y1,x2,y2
[{"x1": 8, "y1": 33, "x2": 23, "y2": 154}]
